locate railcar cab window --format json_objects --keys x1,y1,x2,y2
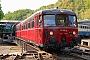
[
  {"x1": 68, "y1": 16, "x2": 76, "y2": 27},
  {"x1": 44, "y1": 15, "x2": 56, "y2": 26},
  {"x1": 56, "y1": 15, "x2": 76, "y2": 27},
  {"x1": 56, "y1": 15, "x2": 67, "y2": 26}
]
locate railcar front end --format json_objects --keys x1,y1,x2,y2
[{"x1": 38, "y1": 9, "x2": 81, "y2": 49}]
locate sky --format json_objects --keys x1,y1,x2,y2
[{"x1": 1, "y1": 0, "x2": 58, "y2": 14}]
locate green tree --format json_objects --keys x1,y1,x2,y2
[
  {"x1": 0, "y1": 4, "x2": 4, "y2": 20},
  {"x1": 85, "y1": 0, "x2": 90, "y2": 9},
  {"x1": 3, "y1": 9, "x2": 34, "y2": 20},
  {"x1": 58, "y1": 0, "x2": 62, "y2": 2}
]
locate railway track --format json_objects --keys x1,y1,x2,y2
[
  {"x1": 1, "y1": 39, "x2": 90, "y2": 60},
  {"x1": 0, "y1": 39, "x2": 60, "y2": 60},
  {"x1": 0, "y1": 51, "x2": 59, "y2": 60},
  {"x1": 70, "y1": 47, "x2": 90, "y2": 60},
  {"x1": 57, "y1": 47, "x2": 90, "y2": 60},
  {"x1": 14, "y1": 39, "x2": 90, "y2": 60},
  {"x1": 0, "y1": 54, "x2": 19, "y2": 60},
  {"x1": 13, "y1": 39, "x2": 63, "y2": 60}
]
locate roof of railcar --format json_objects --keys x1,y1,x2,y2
[
  {"x1": 17, "y1": 8, "x2": 76, "y2": 25},
  {"x1": 30, "y1": 9, "x2": 76, "y2": 17},
  {"x1": 39, "y1": 9, "x2": 76, "y2": 15}
]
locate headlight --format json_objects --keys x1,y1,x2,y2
[
  {"x1": 50, "y1": 31, "x2": 53, "y2": 35},
  {"x1": 73, "y1": 31, "x2": 76, "y2": 35}
]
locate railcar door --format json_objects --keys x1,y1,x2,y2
[
  {"x1": 35, "y1": 16, "x2": 38, "y2": 44},
  {"x1": 35, "y1": 15, "x2": 43, "y2": 44}
]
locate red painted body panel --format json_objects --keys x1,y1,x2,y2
[
  {"x1": 16, "y1": 26, "x2": 78, "y2": 45},
  {"x1": 42, "y1": 27, "x2": 78, "y2": 44}
]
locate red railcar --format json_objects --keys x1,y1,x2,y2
[{"x1": 16, "y1": 8, "x2": 81, "y2": 49}]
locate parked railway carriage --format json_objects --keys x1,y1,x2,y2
[
  {"x1": 16, "y1": 8, "x2": 81, "y2": 49},
  {"x1": 0, "y1": 20, "x2": 20, "y2": 39},
  {"x1": 78, "y1": 24, "x2": 90, "y2": 38},
  {"x1": 0, "y1": 24, "x2": 12, "y2": 39},
  {"x1": 78, "y1": 20, "x2": 90, "y2": 38}
]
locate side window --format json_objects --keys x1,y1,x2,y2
[
  {"x1": 39, "y1": 15, "x2": 42, "y2": 27},
  {"x1": 28, "y1": 20, "x2": 30, "y2": 29},
  {"x1": 21, "y1": 25, "x2": 22, "y2": 30},
  {"x1": 36, "y1": 16, "x2": 38, "y2": 26},
  {"x1": 32, "y1": 18, "x2": 34, "y2": 28},
  {"x1": 23, "y1": 25, "x2": 24, "y2": 30},
  {"x1": 85, "y1": 26, "x2": 86, "y2": 29},
  {"x1": 83, "y1": 26, "x2": 84, "y2": 29},
  {"x1": 87, "y1": 26, "x2": 88, "y2": 29},
  {"x1": 26, "y1": 23, "x2": 27, "y2": 29},
  {"x1": 21, "y1": 24, "x2": 23, "y2": 30},
  {"x1": 80, "y1": 25, "x2": 81, "y2": 28},
  {"x1": 24, "y1": 24, "x2": 25, "y2": 29},
  {"x1": 22, "y1": 25, "x2": 23, "y2": 30},
  {"x1": 16, "y1": 25, "x2": 20, "y2": 31},
  {"x1": 81, "y1": 26, "x2": 82, "y2": 29},
  {"x1": 39, "y1": 15, "x2": 42, "y2": 23}
]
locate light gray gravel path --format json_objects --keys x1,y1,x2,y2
[{"x1": 0, "y1": 46, "x2": 22, "y2": 54}]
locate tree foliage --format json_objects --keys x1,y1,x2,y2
[
  {"x1": 2, "y1": 0, "x2": 90, "y2": 20},
  {"x1": 0, "y1": 4, "x2": 4, "y2": 20},
  {"x1": 3, "y1": 9, "x2": 34, "y2": 20}
]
